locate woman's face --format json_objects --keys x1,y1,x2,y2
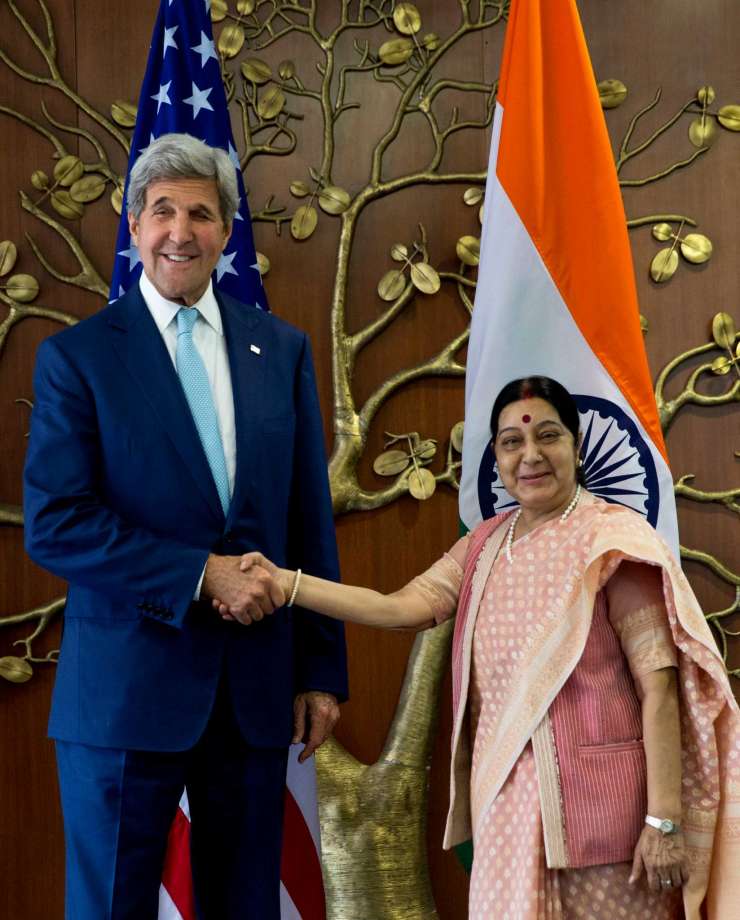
[{"x1": 493, "y1": 397, "x2": 579, "y2": 514}]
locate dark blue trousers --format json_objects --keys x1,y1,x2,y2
[{"x1": 55, "y1": 679, "x2": 289, "y2": 920}]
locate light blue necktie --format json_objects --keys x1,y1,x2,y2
[{"x1": 176, "y1": 307, "x2": 230, "y2": 516}]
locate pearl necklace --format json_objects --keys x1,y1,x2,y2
[{"x1": 504, "y1": 484, "x2": 582, "y2": 564}]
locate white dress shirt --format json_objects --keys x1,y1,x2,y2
[{"x1": 139, "y1": 271, "x2": 236, "y2": 598}]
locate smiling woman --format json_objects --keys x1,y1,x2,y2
[{"x1": 234, "y1": 375, "x2": 740, "y2": 920}]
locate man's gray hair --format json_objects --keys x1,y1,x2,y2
[{"x1": 127, "y1": 133, "x2": 239, "y2": 225}]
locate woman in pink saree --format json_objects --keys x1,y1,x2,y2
[{"x1": 226, "y1": 377, "x2": 739, "y2": 920}]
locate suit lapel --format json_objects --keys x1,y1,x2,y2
[
  {"x1": 217, "y1": 292, "x2": 268, "y2": 526},
  {"x1": 108, "y1": 286, "x2": 225, "y2": 524}
]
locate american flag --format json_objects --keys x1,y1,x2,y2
[
  {"x1": 110, "y1": 0, "x2": 265, "y2": 310},
  {"x1": 111, "y1": 1, "x2": 326, "y2": 917}
]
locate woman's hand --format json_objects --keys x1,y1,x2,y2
[{"x1": 629, "y1": 825, "x2": 689, "y2": 893}]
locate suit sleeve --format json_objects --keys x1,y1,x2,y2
[
  {"x1": 23, "y1": 336, "x2": 208, "y2": 628},
  {"x1": 287, "y1": 335, "x2": 349, "y2": 702}
]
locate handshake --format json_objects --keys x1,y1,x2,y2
[{"x1": 202, "y1": 552, "x2": 290, "y2": 625}]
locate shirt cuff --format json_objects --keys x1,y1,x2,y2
[{"x1": 194, "y1": 563, "x2": 207, "y2": 601}]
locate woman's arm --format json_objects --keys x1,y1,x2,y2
[
  {"x1": 214, "y1": 540, "x2": 467, "y2": 629},
  {"x1": 605, "y1": 561, "x2": 688, "y2": 892}
]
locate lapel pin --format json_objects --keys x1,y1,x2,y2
[{"x1": 250, "y1": 344, "x2": 261, "y2": 355}]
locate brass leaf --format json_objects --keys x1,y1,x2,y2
[
  {"x1": 70, "y1": 174, "x2": 107, "y2": 203},
  {"x1": 390, "y1": 243, "x2": 408, "y2": 262},
  {"x1": 717, "y1": 104, "x2": 740, "y2": 131},
  {"x1": 255, "y1": 251, "x2": 270, "y2": 276},
  {"x1": 290, "y1": 205, "x2": 318, "y2": 241},
  {"x1": 640, "y1": 314, "x2": 649, "y2": 335},
  {"x1": 378, "y1": 38, "x2": 414, "y2": 66},
  {"x1": 31, "y1": 170, "x2": 49, "y2": 191},
  {"x1": 111, "y1": 100, "x2": 137, "y2": 127},
  {"x1": 289, "y1": 180, "x2": 310, "y2": 198},
  {"x1": 410, "y1": 262, "x2": 441, "y2": 294},
  {"x1": 688, "y1": 116, "x2": 717, "y2": 148},
  {"x1": 51, "y1": 189, "x2": 84, "y2": 220},
  {"x1": 218, "y1": 23, "x2": 245, "y2": 59},
  {"x1": 451, "y1": 421, "x2": 464, "y2": 453},
  {"x1": 649, "y1": 248, "x2": 678, "y2": 283},
  {"x1": 0, "y1": 656, "x2": 33, "y2": 683},
  {"x1": 415, "y1": 439, "x2": 437, "y2": 462},
  {"x1": 0, "y1": 240, "x2": 18, "y2": 277},
  {"x1": 597, "y1": 78, "x2": 628, "y2": 109},
  {"x1": 479, "y1": 203, "x2": 484, "y2": 224},
  {"x1": 318, "y1": 186, "x2": 350, "y2": 215},
  {"x1": 257, "y1": 85, "x2": 286, "y2": 120},
  {"x1": 53, "y1": 155, "x2": 84, "y2": 188},
  {"x1": 236, "y1": 0, "x2": 256, "y2": 13},
  {"x1": 110, "y1": 183, "x2": 124, "y2": 216},
  {"x1": 711, "y1": 312, "x2": 736, "y2": 350},
  {"x1": 6, "y1": 273, "x2": 40, "y2": 303},
  {"x1": 463, "y1": 187, "x2": 483, "y2": 206},
  {"x1": 696, "y1": 85, "x2": 716, "y2": 106},
  {"x1": 377, "y1": 269, "x2": 406, "y2": 302},
  {"x1": 278, "y1": 60, "x2": 296, "y2": 81},
  {"x1": 241, "y1": 58, "x2": 272, "y2": 84},
  {"x1": 680, "y1": 233, "x2": 712, "y2": 264},
  {"x1": 422, "y1": 33, "x2": 440, "y2": 51},
  {"x1": 651, "y1": 222, "x2": 673, "y2": 242},
  {"x1": 373, "y1": 449, "x2": 410, "y2": 477},
  {"x1": 211, "y1": 0, "x2": 227, "y2": 22},
  {"x1": 456, "y1": 235, "x2": 480, "y2": 266},
  {"x1": 711, "y1": 356, "x2": 732, "y2": 376},
  {"x1": 393, "y1": 2, "x2": 421, "y2": 35},
  {"x1": 408, "y1": 468, "x2": 436, "y2": 501}
]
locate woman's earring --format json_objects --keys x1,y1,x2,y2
[{"x1": 577, "y1": 457, "x2": 583, "y2": 468}]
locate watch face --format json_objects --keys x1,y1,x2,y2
[{"x1": 660, "y1": 819, "x2": 676, "y2": 834}]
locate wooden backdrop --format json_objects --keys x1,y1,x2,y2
[{"x1": 0, "y1": 2, "x2": 737, "y2": 917}]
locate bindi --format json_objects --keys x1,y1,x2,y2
[{"x1": 522, "y1": 414, "x2": 531, "y2": 423}]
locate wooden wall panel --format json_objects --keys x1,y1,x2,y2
[{"x1": 1, "y1": 2, "x2": 737, "y2": 918}]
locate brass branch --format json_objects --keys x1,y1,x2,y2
[
  {"x1": 675, "y1": 475, "x2": 740, "y2": 515},
  {"x1": 0, "y1": 504, "x2": 23, "y2": 526},
  {"x1": 0, "y1": 292, "x2": 77, "y2": 361},
  {"x1": 0, "y1": 596, "x2": 65, "y2": 666},
  {"x1": 655, "y1": 335, "x2": 740, "y2": 432},
  {"x1": 0, "y1": 0, "x2": 129, "y2": 153},
  {"x1": 705, "y1": 588, "x2": 740, "y2": 673},
  {"x1": 20, "y1": 192, "x2": 109, "y2": 299}
]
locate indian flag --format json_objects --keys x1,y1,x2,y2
[{"x1": 459, "y1": 0, "x2": 678, "y2": 554}]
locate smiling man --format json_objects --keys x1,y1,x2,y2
[{"x1": 23, "y1": 134, "x2": 347, "y2": 920}]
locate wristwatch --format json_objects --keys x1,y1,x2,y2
[{"x1": 645, "y1": 814, "x2": 680, "y2": 835}]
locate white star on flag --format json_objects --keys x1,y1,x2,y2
[
  {"x1": 162, "y1": 25, "x2": 178, "y2": 56},
  {"x1": 183, "y1": 81, "x2": 214, "y2": 119},
  {"x1": 117, "y1": 244, "x2": 141, "y2": 271},
  {"x1": 191, "y1": 30, "x2": 218, "y2": 68},
  {"x1": 151, "y1": 81, "x2": 172, "y2": 113},
  {"x1": 216, "y1": 250, "x2": 239, "y2": 282}
]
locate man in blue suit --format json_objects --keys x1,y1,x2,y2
[{"x1": 23, "y1": 134, "x2": 348, "y2": 920}]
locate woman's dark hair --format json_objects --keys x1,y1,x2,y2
[{"x1": 489, "y1": 376, "x2": 586, "y2": 485}]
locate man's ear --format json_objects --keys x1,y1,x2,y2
[
  {"x1": 127, "y1": 212, "x2": 139, "y2": 245},
  {"x1": 222, "y1": 222, "x2": 233, "y2": 249}
]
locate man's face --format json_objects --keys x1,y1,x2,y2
[{"x1": 128, "y1": 177, "x2": 231, "y2": 306}]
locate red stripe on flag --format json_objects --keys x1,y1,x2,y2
[
  {"x1": 281, "y1": 789, "x2": 326, "y2": 920},
  {"x1": 161, "y1": 807, "x2": 197, "y2": 920}
]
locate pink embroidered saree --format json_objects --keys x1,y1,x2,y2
[{"x1": 414, "y1": 492, "x2": 740, "y2": 919}]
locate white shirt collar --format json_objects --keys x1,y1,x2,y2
[{"x1": 138, "y1": 271, "x2": 223, "y2": 336}]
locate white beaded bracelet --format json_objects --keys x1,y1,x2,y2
[{"x1": 287, "y1": 568, "x2": 302, "y2": 607}]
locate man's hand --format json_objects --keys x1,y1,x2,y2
[
  {"x1": 293, "y1": 691, "x2": 340, "y2": 763},
  {"x1": 202, "y1": 554, "x2": 285, "y2": 625}
]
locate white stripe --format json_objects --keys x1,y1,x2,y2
[
  {"x1": 460, "y1": 101, "x2": 678, "y2": 552},
  {"x1": 280, "y1": 881, "x2": 303, "y2": 920},
  {"x1": 178, "y1": 790, "x2": 191, "y2": 822},
  {"x1": 286, "y1": 743, "x2": 322, "y2": 853},
  {"x1": 158, "y1": 885, "x2": 185, "y2": 920}
]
